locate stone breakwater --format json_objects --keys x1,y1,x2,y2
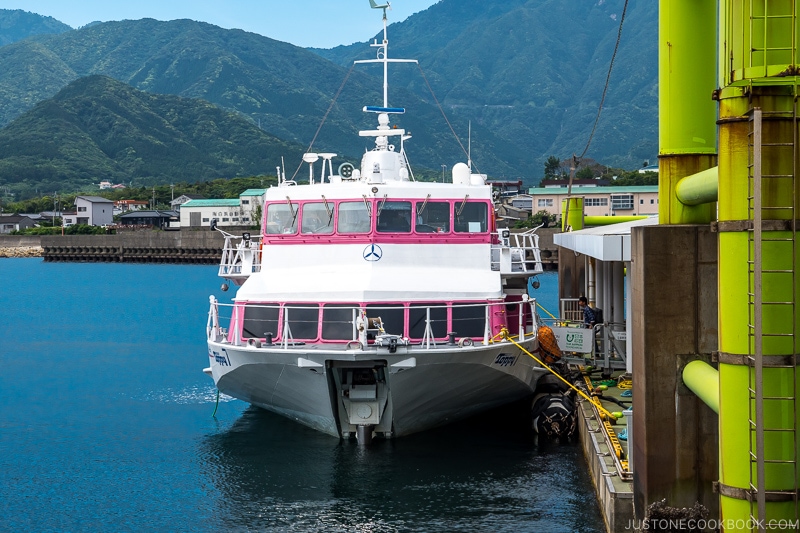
[{"x1": 0, "y1": 246, "x2": 43, "y2": 258}]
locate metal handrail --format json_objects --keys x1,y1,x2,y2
[
  {"x1": 490, "y1": 229, "x2": 544, "y2": 275},
  {"x1": 218, "y1": 232, "x2": 262, "y2": 282},
  {"x1": 206, "y1": 297, "x2": 538, "y2": 350}
]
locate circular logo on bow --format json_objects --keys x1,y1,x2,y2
[{"x1": 363, "y1": 244, "x2": 383, "y2": 261}]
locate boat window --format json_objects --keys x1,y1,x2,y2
[
  {"x1": 283, "y1": 303, "x2": 319, "y2": 339},
  {"x1": 415, "y1": 201, "x2": 450, "y2": 233},
  {"x1": 242, "y1": 304, "x2": 280, "y2": 339},
  {"x1": 266, "y1": 203, "x2": 298, "y2": 235},
  {"x1": 365, "y1": 304, "x2": 405, "y2": 337},
  {"x1": 454, "y1": 202, "x2": 488, "y2": 233},
  {"x1": 408, "y1": 303, "x2": 448, "y2": 339},
  {"x1": 301, "y1": 203, "x2": 334, "y2": 234},
  {"x1": 451, "y1": 304, "x2": 486, "y2": 338},
  {"x1": 338, "y1": 201, "x2": 371, "y2": 233},
  {"x1": 377, "y1": 201, "x2": 411, "y2": 233},
  {"x1": 321, "y1": 304, "x2": 359, "y2": 341}
]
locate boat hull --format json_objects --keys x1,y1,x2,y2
[{"x1": 207, "y1": 339, "x2": 546, "y2": 438}]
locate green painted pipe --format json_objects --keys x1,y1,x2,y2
[
  {"x1": 682, "y1": 360, "x2": 719, "y2": 414},
  {"x1": 659, "y1": 1, "x2": 717, "y2": 156},
  {"x1": 584, "y1": 216, "x2": 649, "y2": 226},
  {"x1": 561, "y1": 197, "x2": 584, "y2": 231},
  {"x1": 675, "y1": 166, "x2": 718, "y2": 206},
  {"x1": 658, "y1": 0, "x2": 717, "y2": 225}
]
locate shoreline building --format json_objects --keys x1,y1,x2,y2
[
  {"x1": 528, "y1": 185, "x2": 659, "y2": 218},
  {"x1": 179, "y1": 189, "x2": 265, "y2": 228}
]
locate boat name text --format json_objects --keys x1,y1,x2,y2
[{"x1": 493, "y1": 353, "x2": 517, "y2": 367}]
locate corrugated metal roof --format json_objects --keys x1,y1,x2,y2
[
  {"x1": 181, "y1": 199, "x2": 240, "y2": 207},
  {"x1": 76, "y1": 195, "x2": 113, "y2": 203},
  {"x1": 119, "y1": 210, "x2": 178, "y2": 218},
  {"x1": 527, "y1": 185, "x2": 658, "y2": 195},
  {"x1": 0, "y1": 215, "x2": 33, "y2": 223},
  {"x1": 240, "y1": 189, "x2": 266, "y2": 196}
]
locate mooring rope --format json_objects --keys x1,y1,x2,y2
[{"x1": 500, "y1": 327, "x2": 617, "y2": 419}]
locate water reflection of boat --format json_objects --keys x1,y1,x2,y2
[
  {"x1": 204, "y1": 2, "x2": 546, "y2": 443},
  {"x1": 200, "y1": 405, "x2": 605, "y2": 532}
]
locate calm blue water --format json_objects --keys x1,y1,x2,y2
[{"x1": 0, "y1": 260, "x2": 602, "y2": 532}]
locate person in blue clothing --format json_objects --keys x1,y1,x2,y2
[{"x1": 578, "y1": 296, "x2": 596, "y2": 328}]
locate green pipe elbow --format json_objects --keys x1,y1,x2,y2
[
  {"x1": 682, "y1": 359, "x2": 719, "y2": 414},
  {"x1": 676, "y1": 166, "x2": 718, "y2": 206}
]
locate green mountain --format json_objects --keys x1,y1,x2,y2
[
  {"x1": 0, "y1": 9, "x2": 71, "y2": 46},
  {"x1": 315, "y1": 0, "x2": 658, "y2": 173},
  {"x1": 0, "y1": 17, "x2": 527, "y2": 185},
  {"x1": 0, "y1": 75, "x2": 305, "y2": 197},
  {"x1": 0, "y1": 0, "x2": 658, "y2": 197}
]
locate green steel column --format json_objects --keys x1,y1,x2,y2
[
  {"x1": 718, "y1": 88, "x2": 800, "y2": 528},
  {"x1": 717, "y1": 0, "x2": 800, "y2": 526},
  {"x1": 659, "y1": 0, "x2": 718, "y2": 224}
]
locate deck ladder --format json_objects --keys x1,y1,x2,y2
[
  {"x1": 747, "y1": 105, "x2": 799, "y2": 531},
  {"x1": 747, "y1": 1, "x2": 797, "y2": 76}
]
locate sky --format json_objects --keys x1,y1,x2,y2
[{"x1": 0, "y1": 0, "x2": 439, "y2": 48}]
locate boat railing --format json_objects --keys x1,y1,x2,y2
[
  {"x1": 218, "y1": 231, "x2": 262, "y2": 286},
  {"x1": 206, "y1": 298, "x2": 539, "y2": 350},
  {"x1": 490, "y1": 228, "x2": 543, "y2": 276}
]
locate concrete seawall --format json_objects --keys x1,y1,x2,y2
[
  {"x1": 0, "y1": 235, "x2": 44, "y2": 258},
  {"x1": 40, "y1": 230, "x2": 226, "y2": 263}
]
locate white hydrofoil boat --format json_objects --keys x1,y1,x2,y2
[{"x1": 204, "y1": 1, "x2": 547, "y2": 442}]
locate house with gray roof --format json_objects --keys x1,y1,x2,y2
[
  {"x1": 118, "y1": 210, "x2": 179, "y2": 229},
  {"x1": 0, "y1": 215, "x2": 35, "y2": 234},
  {"x1": 74, "y1": 196, "x2": 114, "y2": 226}
]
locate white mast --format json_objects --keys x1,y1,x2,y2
[{"x1": 356, "y1": 1, "x2": 416, "y2": 109}]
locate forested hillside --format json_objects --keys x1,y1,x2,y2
[
  {"x1": 0, "y1": 0, "x2": 658, "y2": 199},
  {"x1": 0, "y1": 76, "x2": 305, "y2": 196}
]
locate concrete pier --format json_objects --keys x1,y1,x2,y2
[
  {"x1": 39, "y1": 231, "x2": 227, "y2": 264},
  {"x1": 577, "y1": 393, "x2": 634, "y2": 532}
]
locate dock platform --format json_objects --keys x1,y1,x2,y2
[{"x1": 576, "y1": 370, "x2": 634, "y2": 533}]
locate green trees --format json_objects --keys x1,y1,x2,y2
[
  {"x1": 514, "y1": 210, "x2": 555, "y2": 229},
  {"x1": 543, "y1": 156, "x2": 563, "y2": 180}
]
